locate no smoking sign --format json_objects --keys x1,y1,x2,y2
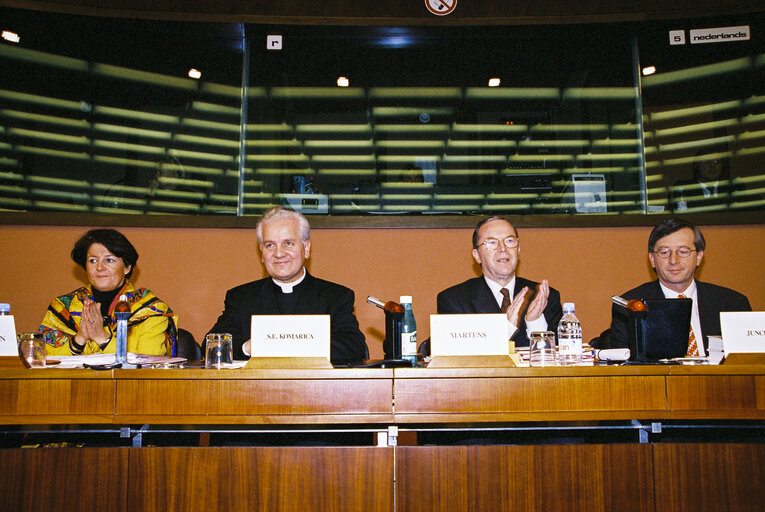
[{"x1": 425, "y1": 0, "x2": 457, "y2": 16}]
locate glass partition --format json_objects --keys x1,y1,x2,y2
[
  {"x1": 638, "y1": 17, "x2": 765, "y2": 214},
  {"x1": 0, "y1": 9, "x2": 245, "y2": 215},
  {"x1": 244, "y1": 24, "x2": 640, "y2": 216},
  {"x1": 0, "y1": 7, "x2": 762, "y2": 219}
]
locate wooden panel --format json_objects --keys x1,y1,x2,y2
[
  {"x1": 0, "y1": 356, "x2": 25, "y2": 368},
  {"x1": 653, "y1": 443, "x2": 765, "y2": 512},
  {"x1": 0, "y1": 373, "x2": 115, "y2": 420},
  {"x1": 115, "y1": 376, "x2": 393, "y2": 422},
  {"x1": 0, "y1": 447, "x2": 128, "y2": 512},
  {"x1": 394, "y1": 375, "x2": 667, "y2": 420},
  {"x1": 667, "y1": 375, "x2": 760, "y2": 414},
  {"x1": 129, "y1": 446, "x2": 394, "y2": 512},
  {"x1": 396, "y1": 444, "x2": 654, "y2": 512}
]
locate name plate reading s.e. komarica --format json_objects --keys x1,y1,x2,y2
[
  {"x1": 250, "y1": 315, "x2": 330, "y2": 359},
  {"x1": 430, "y1": 314, "x2": 508, "y2": 356}
]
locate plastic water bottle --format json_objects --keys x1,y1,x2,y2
[
  {"x1": 114, "y1": 294, "x2": 130, "y2": 365},
  {"x1": 400, "y1": 296, "x2": 417, "y2": 366},
  {"x1": 557, "y1": 302, "x2": 582, "y2": 365}
]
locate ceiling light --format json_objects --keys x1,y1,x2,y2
[
  {"x1": 188, "y1": 68, "x2": 202, "y2": 79},
  {"x1": 2, "y1": 31, "x2": 20, "y2": 43},
  {"x1": 642, "y1": 66, "x2": 656, "y2": 76},
  {"x1": 337, "y1": 76, "x2": 349, "y2": 87},
  {"x1": 488, "y1": 78, "x2": 501, "y2": 87}
]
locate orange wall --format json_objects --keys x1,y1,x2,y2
[{"x1": 2, "y1": 223, "x2": 763, "y2": 359}]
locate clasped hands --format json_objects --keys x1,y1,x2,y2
[
  {"x1": 74, "y1": 299, "x2": 111, "y2": 347},
  {"x1": 506, "y1": 279, "x2": 550, "y2": 326}
]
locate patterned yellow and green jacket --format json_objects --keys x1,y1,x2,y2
[{"x1": 38, "y1": 280, "x2": 177, "y2": 356}]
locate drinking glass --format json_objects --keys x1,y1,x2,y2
[
  {"x1": 205, "y1": 333, "x2": 233, "y2": 369},
  {"x1": 18, "y1": 332, "x2": 46, "y2": 368},
  {"x1": 529, "y1": 331, "x2": 557, "y2": 367}
]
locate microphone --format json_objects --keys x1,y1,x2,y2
[
  {"x1": 366, "y1": 296, "x2": 404, "y2": 313},
  {"x1": 611, "y1": 295, "x2": 647, "y2": 311},
  {"x1": 367, "y1": 296, "x2": 408, "y2": 364}
]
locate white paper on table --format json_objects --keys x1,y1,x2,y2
[{"x1": 48, "y1": 353, "x2": 187, "y2": 368}]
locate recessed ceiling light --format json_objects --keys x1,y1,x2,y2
[
  {"x1": 2, "y1": 31, "x2": 20, "y2": 43},
  {"x1": 488, "y1": 78, "x2": 501, "y2": 87},
  {"x1": 337, "y1": 76, "x2": 349, "y2": 87},
  {"x1": 188, "y1": 68, "x2": 202, "y2": 79}
]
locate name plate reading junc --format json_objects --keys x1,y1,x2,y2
[
  {"x1": 251, "y1": 315, "x2": 331, "y2": 359},
  {"x1": 720, "y1": 311, "x2": 765, "y2": 356},
  {"x1": 430, "y1": 314, "x2": 509, "y2": 356}
]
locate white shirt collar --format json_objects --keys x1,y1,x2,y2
[
  {"x1": 271, "y1": 267, "x2": 307, "y2": 294},
  {"x1": 659, "y1": 279, "x2": 697, "y2": 299}
]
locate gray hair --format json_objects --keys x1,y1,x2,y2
[
  {"x1": 472, "y1": 216, "x2": 518, "y2": 249},
  {"x1": 255, "y1": 206, "x2": 311, "y2": 245}
]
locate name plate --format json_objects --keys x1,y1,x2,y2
[
  {"x1": 720, "y1": 311, "x2": 765, "y2": 356},
  {"x1": 430, "y1": 314, "x2": 508, "y2": 356},
  {"x1": 250, "y1": 315, "x2": 330, "y2": 359},
  {"x1": 0, "y1": 315, "x2": 18, "y2": 356}
]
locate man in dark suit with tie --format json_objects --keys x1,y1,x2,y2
[
  {"x1": 208, "y1": 206, "x2": 368, "y2": 364},
  {"x1": 436, "y1": 216, "x2": 563, "y2": 348},
  {"x1": 609, "y1": 218, "x2": 751, "y2": 353}
]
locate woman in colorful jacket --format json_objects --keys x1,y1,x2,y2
[{"x1": 39, "y1": 228, "x2": 177, "y2": 356}]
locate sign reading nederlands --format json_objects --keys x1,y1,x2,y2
[{"x1": 425, "y1": 0, "x2": 457, "y2": 16}]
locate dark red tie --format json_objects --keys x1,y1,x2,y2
[{"x1": 500, "y1": 288, "x2": 511, "y2": 313}]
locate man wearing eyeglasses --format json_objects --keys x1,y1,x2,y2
[
  {"x1": 435, "y1": 216, "x2": 563, "y2": 348},
  {"x1": 609, "y1": 217, "x2": 751, "y2": 352}
]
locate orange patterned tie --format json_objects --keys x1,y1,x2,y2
[
  {"x1": 679, "y1": 294, "x2": 699, "y2": 356},
  {"x1": 500, "y1": 288, "x2": 511, "y2": 313}
]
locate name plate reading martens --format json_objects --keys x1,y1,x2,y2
[
  {"x1": 430, "y1": 314, "x2": 508, "y2": 356},
  {"x1": 251, "y1": 315, "x2": 330, "y2": 359},
  {"x1": 720, "y1": 311, "x2": 765, "y2": 356}
]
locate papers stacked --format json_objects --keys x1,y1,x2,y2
[
  {"x1": 48, "y1": 353, "x2": 188, "y2": 368},
  {"x1": 707, "y1": 336, "x2": 725, "y2": 365}
]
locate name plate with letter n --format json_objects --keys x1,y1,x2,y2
[
  {"x1": 247, "y1": 315, "x2": 332, "y2": 368},
  {"x1": 720, "y1": 311, "x2": 765, "y2": 364},
  {"x1": 0, "y1": 314, "x2": 18, "y2": 356},
  {"x1": 428, "y1": 314, "x2": 517, "y2": 368}
]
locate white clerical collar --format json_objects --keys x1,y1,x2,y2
[
  {"x1": 484, "y1": 275, "x2": 516, "y2": 305},
  {"x1": 271, "y1": 268, "x2": 307, "y2": 293},
  {"x1": 659, "y1": 279, "x2": 697, "y2": 299}
]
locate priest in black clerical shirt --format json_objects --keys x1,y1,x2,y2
[{"x1": 207, "y1": 206, "x2": 368, "y2": 364}]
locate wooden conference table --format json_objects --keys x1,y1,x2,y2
[{"x1": 1, "y1": 358, "x2": 763, "y2": 512}]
